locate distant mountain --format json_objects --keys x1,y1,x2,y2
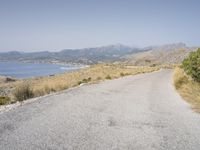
[
  {"x1": 123, "y1": 43, "x2": 197, "y2": 66},
  {"x1": 1, "y1": 43, "x2": 197, "y2": 66},
  {"x1": 0, "y1": 44, "x2": 141, "y2": 65}
]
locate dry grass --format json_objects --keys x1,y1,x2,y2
[
  {"x1": 1, "y1": 64, "x2": 159, "y2": 103},
  {"x1": 31, "y1": 64, "x2": 159, "y2": 96},
  {"x1": 13, "y1": 82, "x2": 34, "y2": 101},
  {"x1": 160, "y1": 64, "x2": 180, "y2": 69},
  {"x1": 174, "y1": 67, "x2": 200, "y2": 112}
]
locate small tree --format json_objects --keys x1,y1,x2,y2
[{"x1": 182, "y1": 48, "x2": 200, "y2": 82}]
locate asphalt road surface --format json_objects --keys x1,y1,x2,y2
[{"x1": 1, "y1": 70, "x2": 200, "y2": 150}]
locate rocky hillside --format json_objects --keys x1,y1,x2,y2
[{"x1": 124, "y1": 43, "x2": 197, "y2": 66}]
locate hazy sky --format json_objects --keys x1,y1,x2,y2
[{"x1": 0, "y1": 0, "x2": 200, "y2": 51}]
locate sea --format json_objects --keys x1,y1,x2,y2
[{"x1": 0, "y1": 61, "x2": 81, "y2": 79}]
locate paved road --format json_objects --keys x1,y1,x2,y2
[{"x1": 1, "y1": 70, "x2": 200, "y2": 150}]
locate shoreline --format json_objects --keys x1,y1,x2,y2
[
  {"x1": 0, "y1": 60, "x2": 88, "y2": 67},
  {"x1": 0, "y1": 61, "x2": 88, "y2": 79}
]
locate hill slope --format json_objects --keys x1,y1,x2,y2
[{"x1": 124, "y1": 43, "x2": 197, "y2": 66}]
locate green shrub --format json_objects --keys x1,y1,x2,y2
[
  {"x1": 120, "y1": 72, "x2": 125, "y2": 76},
  {"x1": 77, "y1": 81, "x2": 83, "y2": 85},
  {"x1": 78, "y1": 77, "x2": 92, "y2": 85},
  {"x1": 182, "y1": 48, "x2": 200, "y2": 82},
  {"x1": 150, "y1": 64, "x2": 157, "y2": 67},
  {"x1": 0, "y1": 96, "x2": 10, "y2": 105},
  {"x1": 105, "y1": 75, "x2": 112, "y2": 80},
  {"x1": 13, "y1": 82, "x2": 34, "y2": 101},
  {"x1": 82, "y1": 78, "x2": 88, "y2": 83}
]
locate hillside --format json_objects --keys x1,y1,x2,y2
[
  {"x1": 0, "y1": 44, "x2": 141, "y2": 65},
  {"x1": 123, "y1": 43, "x2": 197, "y2": 66}
]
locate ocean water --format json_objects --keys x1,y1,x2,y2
[{"x1": 0, "y1": 62, "x2": 80, "y2": 78}]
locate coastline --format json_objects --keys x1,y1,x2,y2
[{"x1": 0, "y1": 61, "x2": 87, "y2": 79}]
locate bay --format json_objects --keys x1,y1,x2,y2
[{"x1": 0, "y1": 62, "x2": 81, "y2": 78}]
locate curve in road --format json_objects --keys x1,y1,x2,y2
[{"x1": 0, "y1": 70, "x2": 200, "y2": 150}]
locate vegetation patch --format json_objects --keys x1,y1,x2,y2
[
  {"x1": 174, "y1": 68, "x2": 200, "y2": 112},
  {"x1": 174, "y1": 48, "x2": 200, "y2": 111},
  {"x1": 120, "y1": 72, "x2": 125, "y2": 76},
  {"x1": 105, "y1": 75, "x2": 112, "y2": 80},
  {"x1": 78, "y1": 77, "x2": 92, "y2": 85},
  {"x1": 0, "y1": 96, "x2": 10, "y2": 105},
  {"x1": 182, "y1": 48, "x2": 200, "y2": 82},
  {"x1": 13, "y1": 82, "x2": 34, "y2": 102}
]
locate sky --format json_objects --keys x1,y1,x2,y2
[{"x1": 0, "y1": 0, "x2": 200, "y2": 51}]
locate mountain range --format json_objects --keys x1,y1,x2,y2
[
  {"x1": 0, "y1": 43, "x2": 197, "y2": 65},
  {"x1": 0, "y1": 44, "x2": 140, "y2": 65}
]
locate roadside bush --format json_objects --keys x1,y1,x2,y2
[
  {"x1": 150, "y1": 64, "x2": 157, "y2": 67},
  {"x1": 105, "y1": 75, "x2": 112, "y2": 80},
  {"x1": 77, "y1": 81, "x2": 83, "y2": 85},
  {"x1": 174, "y1": 67, "x2": 200, "y2": 111},
  {"x1": 174, "y1": 68, "x2": 189, "y2": 89},
  {"x1": 120, "y1": 72, "x2": 125, "y2": 76},
  {"x1": 13, "y1": 82, "x2": 34, "y2": 101},
  {"x1": 77, "y1": 77, "x2": 92, "y2": 85},
  {"x1": 87, "y1": 77, "x2": 92, "y2": 81},
  {"x1": 0, "y1": 96, "x2": 10, "y2": 105},
  {"x1": 182, "y1": 48, "x2": 200, "y2": 82}
]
